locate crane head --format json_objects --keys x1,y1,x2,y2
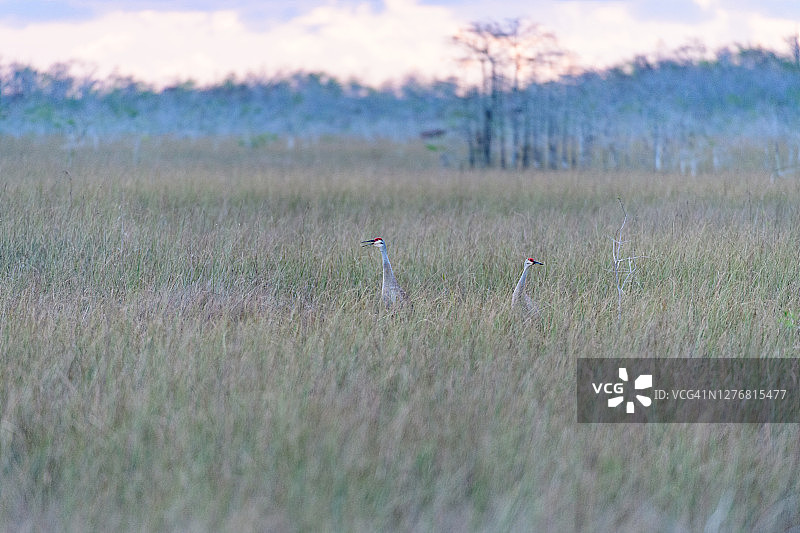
[
  {"x1": 361, "y1": 237, "x2": 385, "y2": 249},
  {"x1": 525, "y1": 258, "x2": 543, "y2": 267}
]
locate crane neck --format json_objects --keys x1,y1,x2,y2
[
  {"x1": 381, "y1": 248, "x2": 395, "y2": 281},
  {"x1": 514, "y1": 265, "x2": 530, "y2": 295}
]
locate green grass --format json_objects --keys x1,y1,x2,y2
[{"x1": 0, "y1": 137, "x2": 799, "y2": 531}]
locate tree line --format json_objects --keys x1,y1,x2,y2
[
  {"x1": 2, "y1": 24, "x2": 800, "y2": 174},
  {"x1": 452, "y1": 19, "x2": 800, "y2": 174}
]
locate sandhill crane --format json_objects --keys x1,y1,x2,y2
[
  {"x1": 361, "y1": 237, "x2": 408, "y2": 308},
  {"x1": 512, "y1": 257, "x2": 543, "y2": 317}
]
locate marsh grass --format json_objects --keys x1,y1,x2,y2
[{"x1": 0, "y1": 137, "x2": 799, "y2": 531}]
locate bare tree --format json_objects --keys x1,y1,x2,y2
[
  {"x1": 453, "y1": 19, "x2": 564, "y2": 169},
  {"x1": 453, "y1": 22, "x2": 503, "y2": 167},
  {"x1": 785, "y1": 33, "x2": 800, "y2": 67},
  {"x1": 512, "y1": 22, "x2": 563, "y2": 169}
]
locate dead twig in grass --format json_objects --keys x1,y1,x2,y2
[{"x1": 612, "y1": 197, "x2": 647, "y2": 327}]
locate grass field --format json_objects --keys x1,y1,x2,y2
[{"x1": 0, "y1": 137, "x2": 798, "y2": 531}]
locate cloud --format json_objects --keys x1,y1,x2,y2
[
  {"x1": 626, "y1": 0, "x2": 711, "y2": 23},
  {"x1": 0, "y1": 0, "x2": 463, "y2": 87},
  {"x1": 537, "y1": 0, "x2": 798, "y2": 68},
  {"x1": 0, "y1": 0, "x2": 92, "y2": 25},
  {"x1": 0, "y1": 1, "x2": 404, "y2": 30},
  {"x1": 267, "y1": 0, "x2": 461, "y2": 83},
  {"x1": 0, "y1": 0, "x2": 798, "y2": 88},
  {"x1": 720, "y1": 0, "x2": 800, "y2": 19}
]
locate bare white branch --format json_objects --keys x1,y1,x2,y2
[{"x1": 611, "y1": 197, "x2": 644, "y2": 326}]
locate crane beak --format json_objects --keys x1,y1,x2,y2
[
  {"x1": 533, "y1": 260, "x2": 544, "y2": 265},
  {"x1": 361, "y1": 240, "x2": 375, "y2": 247}
]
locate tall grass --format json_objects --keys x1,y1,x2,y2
[{"x1": 0, "y1": 137, "x2": 798, "y2": 531}]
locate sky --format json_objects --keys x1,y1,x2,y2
[{"x1": 0, "y1": 0, "x2": 799, "y2": 87}]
